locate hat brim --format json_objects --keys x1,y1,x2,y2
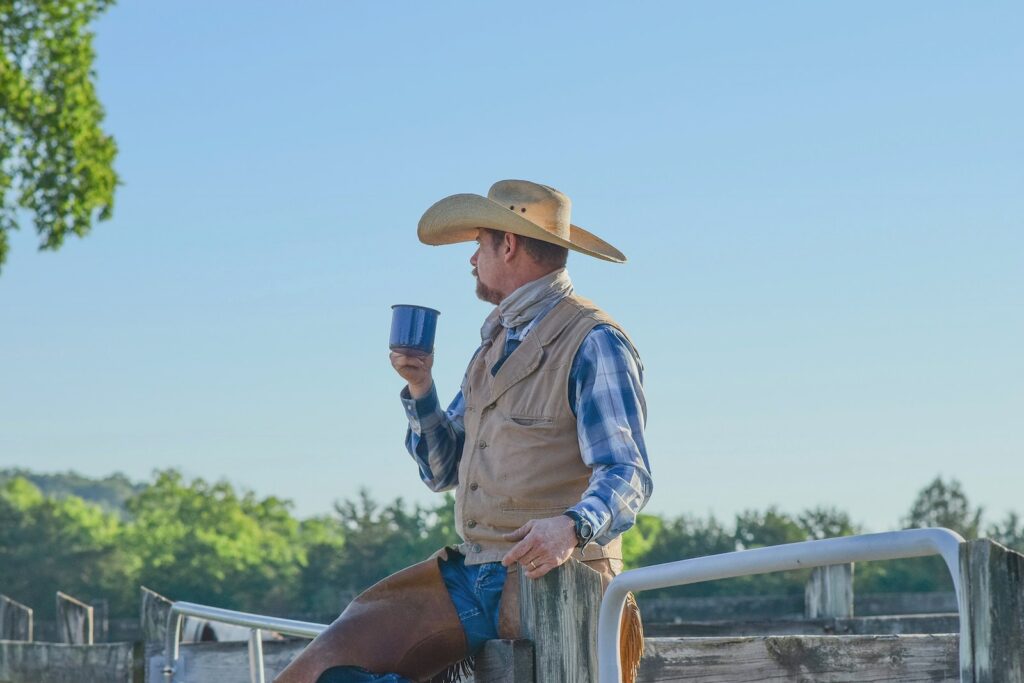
[{"x1": 417, "y1": 193, "x2": 626, "y2": 263}]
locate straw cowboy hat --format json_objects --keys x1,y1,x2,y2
[{"x1": 417, "y1": 179, "x2": 626, "y2": 263}]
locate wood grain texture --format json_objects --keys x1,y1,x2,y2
[
  {"x1": 637, "y1": 634, "x2": 959, "y2": 682},
  {"x1": 471, "y1": 639, "x2": 534, "y2": 683},
  {"x1": 154, "y1": 640, "x2": 304, "y2": 683},
  {"x1": 519, "y1": 559, "x2": 604, "y2": 683},
  {"x1": 0, "y1": 594, "x2": 33, "y2": 642},
  {"x1": 960, "y1": 539, "x2": 1024, "y2": 683},
  {"x1": 644, "y1": 613, "x2": 958, "y2": 637},
  {"x1": 0, "y1": 641, "x2": 134, "y2": 683},
  {"x1": 805, "y1": 564, "x2": 854, "y2": 619},
  {"x1": 641, "y1": 591, "x2": 957, "y2": 622},
  {"x1": 55, "y1": 591, "x2": 93, "y2": 645}
]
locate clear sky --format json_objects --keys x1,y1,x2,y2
[{"x1": 1, "y1": 2, "x2": 1021, "y2": 532}]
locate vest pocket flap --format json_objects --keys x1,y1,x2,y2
[
  {"x1": 506, "y1": 415, "x2": 554, "y2": 427},
  {"x1": 499, "y1": 503, "x2": 572, "y2": 514}
]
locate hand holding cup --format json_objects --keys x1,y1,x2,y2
[{"x1": 389, "y1": 304, "x2": 440, "y2": 398}]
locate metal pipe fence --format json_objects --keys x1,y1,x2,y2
[
  {"x1": 163, "y1": 602, "x2": 326, "y2": 683},
  {"x1": 596, "y1": 527, "x2": 967, "y2": 683}
]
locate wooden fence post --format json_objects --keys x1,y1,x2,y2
[
  {"x1": 141, "y1": 586, "x2": 174, "y2": 683},
  {"x1": 91, "y1": 597, "x2": 110, "y2": 643},
  {"x1": 959, "y1": 538, "x2": 1024, "y2": 682},
  {"x1": 56, "y1": 591, "x2": 94, "y2": 645},
  {"x1": 804, "y1": 563, "x2": 854, "y2": 619},
  {"x1": 0, "y1": 595, "x2": 33, "y2": 641},
  {"x1": 519, "y1": 559, "x2": 604, "y2": 683}
]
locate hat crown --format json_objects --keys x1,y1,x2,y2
[{"x1": 487, "y1": 180, "x2": 571, "y2": 241}]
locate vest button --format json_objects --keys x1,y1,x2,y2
[
  {"x1": 473, "y1": 543, "x2": 482, "y2": 553},
  {"x1": 469, "y1": 482, "x2": 479, "y2": 491},
  {"x1": 478, "y1": 440, "x2": 487, "y2": 449},
  {"x1": 467, "y1": 519, "x2": 477, "y2": 528}
]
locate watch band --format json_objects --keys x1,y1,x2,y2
[{"x1": 563, "y1": 510, "x2": 595, "y2": 549}]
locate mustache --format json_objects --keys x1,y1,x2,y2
[{"x1": 472, "y1": 268, "x2": 478, "y2": 278}]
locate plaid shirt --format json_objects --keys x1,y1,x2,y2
[{"x1": 401, "y1": 299, "x2": 652, "y2": 546}]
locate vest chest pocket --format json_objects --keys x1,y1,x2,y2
[{"x1": 507, "y1": 415, "x2": 554, "y2": 427}]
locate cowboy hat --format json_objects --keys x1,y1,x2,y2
[{"x1": 417, "y1": 179, "x2": 626, "y2": 263}]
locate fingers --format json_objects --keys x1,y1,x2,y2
[
  {"x1": 390, "y1": 351, "x2": 429, "y2": 370},
  {"x1": 503, "y1": 521, "x2": 533, "y2": 543},
  {"x1": 501, "y1": 535, "x2": 536, "y2": 568},
  {"x1": 522, "y1": 557, "x2": 553, "y2": 579}
]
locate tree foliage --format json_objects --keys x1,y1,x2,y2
[
  {"x1": 0, "y1": 0, "x2": 118, "y2": 272},
  {"x1": 1, "y1": 470, "x2": 1019, "y2": 619}
]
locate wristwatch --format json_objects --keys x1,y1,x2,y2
[{"x1": 563, "y1": 510, "x2": 595, "y2": 549}]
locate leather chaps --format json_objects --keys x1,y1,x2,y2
[{"x1": 273, "y1": 549, "x2": 644, "y2": 683}]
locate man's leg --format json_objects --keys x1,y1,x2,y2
[
  {"x1": 274, "y1": 551, "x2": 505, "y2": 683},
  {"x1": 438, "y1": 552, "x2": 506, "y2": 654}
]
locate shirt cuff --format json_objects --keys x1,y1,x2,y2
[
  {"x1": 568, "y1": 496, "x2": 613, "y2": 546},
  {"x1": 400, "y1": 383, "x2": 444, "y2": 434}
]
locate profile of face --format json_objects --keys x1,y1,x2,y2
[{"x1": 470, "y1": 229, "x2": 504, "y2": 305}]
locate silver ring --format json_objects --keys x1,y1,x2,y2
[{"x1": 530, "y1": 560, "x2": 537, "y2": 569}]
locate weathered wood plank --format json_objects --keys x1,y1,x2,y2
[
  {"x1": 805, "y1": 563, "x2": 854, "y2": 618},
  {"x1": 0, "y1": 641, "x2": 134, "y2": 683},
  {"x1": 645, "y1": 613, "x2": 958, "y2": 637},
  {"x1": 140, "y1": 586, "x2": 173, "y2": 647},
  {"x1": 519, "y1": 559, "x2": 604, "y2": 683},
  {"x1": 141, "y1": 586, "x2": 174, "y2": 682},
  {"x1": 640, "y1": 591, "x2": 958, "y2": 622},
  {"x1": 636, "y1": 634, "x2": 959, "y2": 682},
  {"x1": 471, "y1": 639, "x2": 534, "y2": 683},
  {"x1": 959, "y1": 539, "x2": 1024, "y2": 683},
  {"x1": 154, "y1": 640, "x2": 303, "y2": 683},
  {"x1": 153, "y1": 637, "x2": 531, "y2": 683},
  {"x1": 0, "y1": 594, "x2": 33, "y2": 641},
  {"x1": 55, "y1": 591, "x2": 93, "y2": 645}
]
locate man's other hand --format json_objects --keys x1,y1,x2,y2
[
  {"x1": 501, "y1": 515, "x2": 577, "y2": 579},
  {"x1": 390, "y1": 351, "x2": 434, "y2": 398}
]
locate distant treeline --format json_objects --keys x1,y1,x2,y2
[{"x1": 1, "y1": 469, "x2": 1021, "y2": 620}]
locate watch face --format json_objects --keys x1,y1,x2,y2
[{"x1": 578, "y1": 519, "x2": 593, "y2": 542}]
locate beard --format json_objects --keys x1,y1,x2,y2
[{"x1": 473, "y1": 269, "x2": 502, "y2": 305}]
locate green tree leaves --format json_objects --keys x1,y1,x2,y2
[
  {"x1": 2, "y1": 470, "x2": 1020, "y2": 618},
  {"x1": 0, "y1": 0, "x2": 118, "y2": 271}
]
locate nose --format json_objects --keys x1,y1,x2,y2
[{"x1": 470, "y1": 248, "x2": 478, "y2": 266}]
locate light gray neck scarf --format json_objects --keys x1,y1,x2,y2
[{"x1": 480, "y1": 268, "x2": 574, "y2": 342}]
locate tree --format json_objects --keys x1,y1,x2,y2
[
  {"x1": 123, "y1": 470, "x2": 304, "y2": 613},
  {"x1": 321, "y1": 490, "x2": 458, "y2": 604},
  {"x1": 0, "y1": 477, "x2": 136, "y2": 617},
  {"x1": 797, "y1": 506, "x2": 860, "y2": 540},
  {"x1": 988, "y1": 512, "x2": 1024, "y2": 553},
  {"x1": 0, "y1": 0, "x2": 118, "y2": 272},
  {"x1": 904, "y1": 477, "x2": 982, "y2": 539}
]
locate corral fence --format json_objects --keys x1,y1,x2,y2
[{"x1": 1, "y1": 529, "x2": 1021, "y2": 682}]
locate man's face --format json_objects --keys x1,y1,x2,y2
[{"x1": 471, "y1": 229, "x2": 504, "y2": 305}]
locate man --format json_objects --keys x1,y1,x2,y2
[{"x1": 276, "y1": 180, "x2": 651, "y2": 683}]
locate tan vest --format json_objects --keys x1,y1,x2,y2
[{"x1": 455, "y1": 294, "x2": 637, "y2": 565}]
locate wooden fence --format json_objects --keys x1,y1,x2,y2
[{"x1": 0, "y1": 538, "x2": 1020, "y2": 682}]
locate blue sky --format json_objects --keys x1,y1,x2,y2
[{"x1": 1, "y1": 2, "x2": 1021, "y2": 532}]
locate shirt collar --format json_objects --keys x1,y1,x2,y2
[{"x1": 480, "y1": 268, "x2": 573, "y2": 341}]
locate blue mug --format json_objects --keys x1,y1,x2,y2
[{"x1": 390, "y1": 304, "x2": 440, "y2": 356}]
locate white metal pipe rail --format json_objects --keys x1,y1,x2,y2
[
  {"x1": 597, "y1": 527, "x2": 967, "y2": 683},
  {"x1": 163, "y1": 602, "x2": 327, "y2": 683}
]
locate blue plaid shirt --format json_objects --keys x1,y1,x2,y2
[{"x1": 401, "y1": 299, "x2": 652, "y2": 546}]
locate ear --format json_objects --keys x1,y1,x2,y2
[{"x1": 502, "y1": 232, "x2": 519, "y2": 263}]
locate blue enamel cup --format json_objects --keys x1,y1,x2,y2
[{"x1": 390, "y1": 304, "x2": 440, "y2": 356}]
